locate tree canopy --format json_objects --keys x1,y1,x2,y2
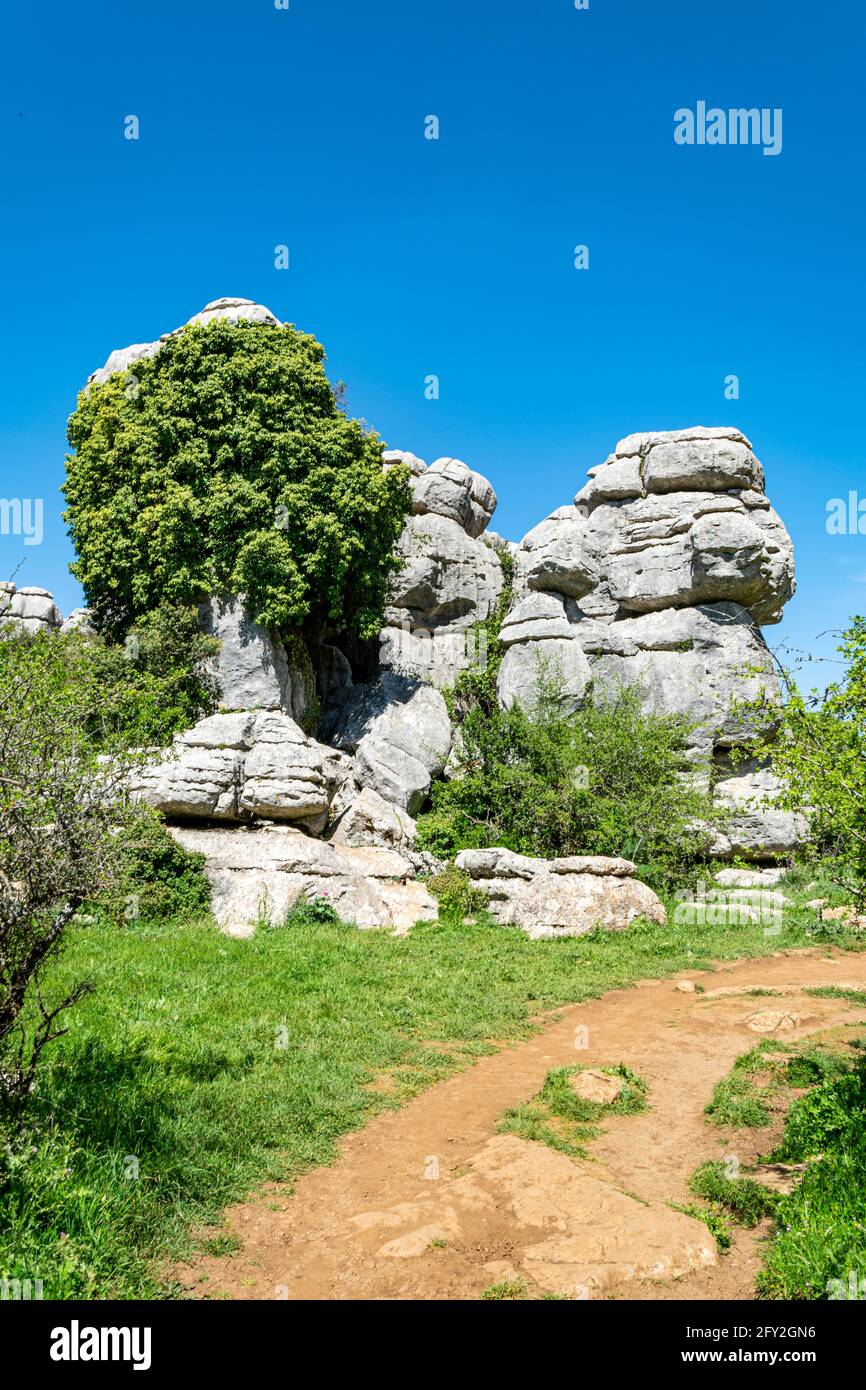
[{"x1": 64, "y1": 319, "x2": 411, "y2": 639}]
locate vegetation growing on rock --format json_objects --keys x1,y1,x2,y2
[{"x1": 64, "y1": 319, "x2": 412, "y2": 642}]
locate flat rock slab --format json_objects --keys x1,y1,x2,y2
[{"x1": 353, "y1": 1135, "x2": 717, "y2": 1297}]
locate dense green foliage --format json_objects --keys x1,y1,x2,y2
[
  {"x1": 759, "y1": 1043, "x2": 866, "y2": 1299},
  {"x1": 64, "y1": 319, "x2": 411, "y2": 640},
  {"x1": 419, "y1": 670, "x2": 714, "y2": 893},
  {"x1": 1, "y1": 616, "x2": 217, "y2": 752},
  {"x1": 744, "y1": 617, "x2": 866, "y2": 901},
  {"x1": 93, "y1": 812, "x2": 211, "y2": 928}
]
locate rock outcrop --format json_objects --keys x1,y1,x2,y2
[
  {"x1": 66, "y1": 297, "x2": 806, "y2": 910},
  {"x1": 379, "y1": 456, "x2": 505, "y2": 689},
  {"x1": 130, "y1": 710, "x2": 347, "y2": 834},
  {"x1": 169, "y1": 823, "x2": 436, "y2": 937},
  {"x1": 0, "y1": 583, "x2": 62, "y2": 636},
  {"x1": 499, "y1": 426, "x2": 798, "y2": 858},
  {"x1": 454, "y1": 849, "x2": 667, "y2": 939}
]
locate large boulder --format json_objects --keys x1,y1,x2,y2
[
  {"x1": 199, "y1": 595, "x2": 312, "y2": 723},
  {"x1": 131, "y1": 710, "x2": 343, "y2": 829},
  {"x1": 378, "y1": 454, "x2": 504, "y2": 688},
  {"x1": 515, "y1": 506, "x2": 600, "y2": 600},
  {"x1": 169, "y1": 823, "x2": 437, "y2": 936},
  {"x1": 455, "y1": 848, "x2": 666, "y2": 939},
  {"x1": 327, "y1": 673, "x2": 452, "y2": 815},
  {"x1": 0, "y1": 584, "x2": 62, "y2": 635},
  {"x1": 329, "y1": 785, "x2": 418, "y2": 852},
  {"x1": 574, "y1": 428, "x2": 794, "y2": 626},
  {"x1": 411, "y1": 457, "x2": 497, "y2": 539},
  {"x1": 384, "y1": 512, "x2": 504, "y2": 632}
]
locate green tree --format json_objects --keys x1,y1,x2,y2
[{"x1": 64, "y1": 319, "x2": 411, "y2": 641}]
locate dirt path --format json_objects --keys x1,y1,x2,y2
[{"x1": 177, "y1": 948, "x2": 866, "y2": 1301}]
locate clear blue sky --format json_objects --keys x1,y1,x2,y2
[{"x1": 2, "y1": 0, "x2": 864, "y2": 671}]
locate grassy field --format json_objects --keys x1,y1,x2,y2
[{"x1": 1, "y1": 884, "x2": 863, "y2": 1299}]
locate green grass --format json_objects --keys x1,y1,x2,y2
[
  {"x1": 758, "y1": 1045, "x2": 866, "y2": 1299},
  {"x1": 670, "y1": 1200, "x2": 732, "y2": 1251},
  {"x1": 689, "y1": 1162, "x2": 778, "y2": 1227},
  {"x1": 480, "y1": 1278, "x2": 528, "y2": 1300},
  {"x1": 1, "y1": 895, "x2": 863, "y2": 1300},
  {"x1": 496, "y1": 1063, "x2": 647, "y2": 1158}
]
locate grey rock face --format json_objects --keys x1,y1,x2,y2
[
  {"x1": 168, "y1": 823, "x2": 436, "y2": 936},
  {"x1": 515, "y1": 506, "x2": 600, "y2": 600},
  {"x1": 709, "y1": 767, "x2": 809, "y2": 862},
  {"x1": 385, "y1": 513, "x2": 503, "y2": 631},
  {"x1": 497, "y1": 633, "x2": 592, "y2": 714},
  {"x1": 329, "y1": 785, "x2": 418, "y2": 852},
  {"x1": 578, "y1": 602, "x2": 780, "y2": 758},
  {"x1": 199, "y1": 595, "x2": 311, "y2": 724},
  {"x1": 131, "y1": 710, "x2": 338, "y2": 824},
  {"x1": 412, "y1": 457, "x2": 497, "y2": 539},
  {"x1": 571, "y1": 427, "x2": 794, "y2": 627},
  {"x1": 380, "y1": 511, "x2": 504, "y2": 687},
  {"x1": 59, "y1": 607, "x2": 96, "y2": 637},
  {"x1": 0, "y1": 584, "x2": 62, "y2": 635},
  {"x1": 455, "y1": 848, "x2": 666, "y2": 939},
  {"x1": 328, "y1": 673, "x2": 452, "y2": 814}
]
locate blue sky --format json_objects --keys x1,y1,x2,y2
[{"x1": 2, "y1": 0, "x2": 864, "y2": 671}]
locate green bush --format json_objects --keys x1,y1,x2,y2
[
  {"x1": 427, "y1": 865, "x2": 488, "y2": 922},
  {"x1": 772, "y1": 1058, "x2": 866, "y2": 1162},
  {"x1": 759, "y1": 1050, "x2": 866, "y2": 1298},
  {"x1": 2, "y1": 617, "x2": 218, "y2": 751},
  {"x1": 738, "y1": 617, "x2": 866, "y2": 901},
  {"x1": 418, "y1": 668, "x2": 714, "y2": 894},
  {"x1": 93, "y1": 812, "x2": 212, "y2": 927},
  {"x1": 64, "y1": 318, "x2": 411, "y2": 641}
]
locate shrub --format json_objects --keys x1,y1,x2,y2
[
  {"x1": 0, "y1": 632, "x2": 141, "y2": 1106},
  {"x1": 417, "y1": 666, "x2": 714, "y2": 894},
  {"x1": 64, "y1": 318, "x2": 411, "y2": 641},
  {"x1": 93, "y1": 812, "x2": 211, "y2": 927},
  {"x1": 738, "y1": 617, "x2": 866, "y2": 901},
  {"x1": 427, "y1": 865, "x2": 488, "y2": 922}
]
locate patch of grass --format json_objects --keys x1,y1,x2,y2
[
  {"x1": 198, "y1": 1232, "x2": 242, "y2": 1258},
  {"x1": 1, "y1": 895, "x2": 862, "y2": 1299},
  {"x1": 807, "y1": 986, "x2": 866, "y2": 1007},
  {"x1": 496, "y1": 1063, "x2": 647, "y2": 1158},
  {"x1": 689, "y1": 1162, "x2": 778, "y2": 1227},
  {"x1": 481, "y1": 1278, "x2": 528, "y2": 1300},
  {"x1": 671, "y1": 1201, "x2": 732, "y2": 1251},
  {"x1": 704, "y1": 1074, "x2": 774, "y2": 1129}
]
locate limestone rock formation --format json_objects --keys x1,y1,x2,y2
[
  {"x1": 0, "y1": 583, "x2": 62, "y2": 635},
  {"x1": 130, "y1": 710, "x2": 345, "y2": 832},
  {"x1": 199, "y1": 595, "x2": 312, "y2": 724},
  {"x1": 327, "y1": 672, "x2": 452, "y2": 815},
  {"x1": 378, "y1": 453, "x2": 505, "y2": 689},
  {"x1": 168, "y1": 823, "x2": 436, "y2": 937},
  {"x1": 87, "y1": 297, "x2": 282, "y2": 388},
  {"x1": 454, "y1": 848, "x2": 667, "y2": 938}
]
